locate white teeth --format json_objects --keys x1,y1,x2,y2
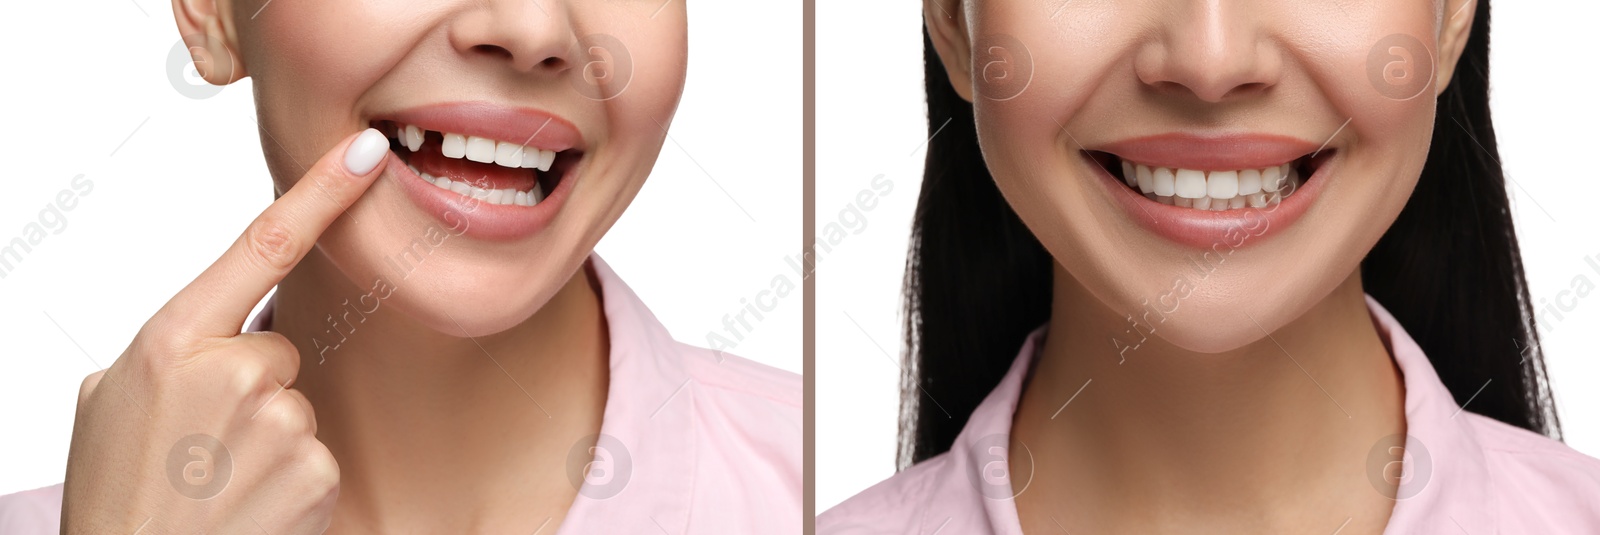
[
  {"x1": 496, "y1": 141, "x2": 553, "y2": 171},
  {"x1": 495, "y1": 142, "x2": 522, "y2": 168},
  {"x1": 471, "y1": 137, "x2": 557, "y2": 172},
  {"x1": 465, "y1": 136, "x2": 496, "y2": 163},
  {"x1": 517, "y1": 148, "x2": 555, "y2": 172},
  {"x1": 392, "y1": 124, "x2": 562, "y2": 171},
  {"x1": 1237, "y1": 169, "x2": 1262, "y2": 195},
  {"x1": 405, "y1": 125, "x2": 423, "y2": 151},
  {"x1": 394, "y1": 125, "x2": 563, "y2": 205},
  {"x1": 1120, "y1": 160, "x2": 1305, "y2": 211},
  {"x1": 442, "y1": 133, "x2": 466, "y2": 158},
  {"x1": 1174, "y1": 169, "x2": 1207, "y2": 199},
  {"x1": 1262, "y1": 165, "x2": 1284, "y2": 192},
  {"x1": 1207, "y1": 170, "x2": 1238, "y2": 199},
  {"x1": 1153, "y1": 167, "x2": 1175, "y2": 196},
  {"x1": 408, "y1": 165, "x2": 546, "y2": 207}
]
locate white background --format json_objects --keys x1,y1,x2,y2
[
  {"x1": 0, "y1": 0, "x2": 800, "y2": 493},
  {"x1": 816, "y1": 1, "x2": 1600, "y2": 512}
]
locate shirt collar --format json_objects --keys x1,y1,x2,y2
[
  {"x1": 1363, "y1": 293, "x2": 1495, "y2": 532},
  {"x1": 557, "y1": 254, "x2": 696, "y2": 533},
  {"x1": 247, "y1": 254, "x2": 697, "y2": 532},
  {"x1": 921, "y1": 294, "x2": 1495, "y2": 534}
]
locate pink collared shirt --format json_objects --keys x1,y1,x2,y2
[
  {"x1": 820, "y1": 295, "x2": 1600, "y2": 534},
  {"x1": 0, "y1": 256, "x2": 802, "y2": 534}
]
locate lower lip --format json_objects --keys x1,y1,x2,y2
[
  {"x1": 386, "y1": 155, "x2": 575, "y2": 241},
  {"x1": 1087, "y1": 154, "x2": 1332, "y2": 250}
]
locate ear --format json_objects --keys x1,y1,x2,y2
[
  {"x1": 1433, "y1": 0, "x2": 1475, "y2": 96},
  {"x1": 924, "y1": 0, "x2": 974, "y2": 102},
  {"x1": 172, "y1": 0, "x2": 247, "y2": 85}
]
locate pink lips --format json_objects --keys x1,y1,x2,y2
[
  {"x1": 1099, "y1": 133, "x2": 1319, "y2": 171},
  {"x1": 1090, "y1": 133, "x2": 1331, "y2": 250},
  {"x1": 376, "y1": 102, "x2": 584, "y2": 242}
]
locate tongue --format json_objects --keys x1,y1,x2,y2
[{"x1": 405, "y1": 139, "x2": 538, "y2": 191}]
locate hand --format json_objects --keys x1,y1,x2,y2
[{"x1": 60, "y1": 129, "x2": 391, "y2": 534}]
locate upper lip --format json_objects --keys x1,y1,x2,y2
[
  {"x1": 374, "y1": 101, "x2": 584, "y2": 152},
  {"x1": 1095, "y1": 133, "x2": 1320, "y2": 170}
]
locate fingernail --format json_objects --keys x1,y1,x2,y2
[{"x1": 344, "y1": 128, "x2": 389, "y2": 175}]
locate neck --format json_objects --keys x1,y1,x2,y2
[
  {"x1": 271, "y1": 250, "x2": 610, "y2": 533},
  {"x1": 1012, "y1": 265, "x2": 1405, "y2": 533}
]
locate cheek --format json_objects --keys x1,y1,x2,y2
[
  {"x1": 572, "y1": 17, "x2": 687, "y2": 226},
  {"x1": 1300, "y1": 8, "x2": 1442, "y2": 226},
  {"x1": 596, "y1": 21, "x2": 687, "y2": 142},
  {"x1": 239, "y1": 3, "x2": 406, "y2": 189},
  {"x1": 968, "y1": 5, "x2": 1135, "y2": 234},
  {"x1": 244, "y1": 0, "x2": 412, "y2": 81}
]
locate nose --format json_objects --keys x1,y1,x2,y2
[
  {"x1": 449, "y1": 0, "x2": 576, "y2": 74},
  {"x1": 1134, "y1": 1, "x2": 1281, "y2": 103}
]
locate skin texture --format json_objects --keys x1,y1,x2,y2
[
  {"x1": 924, "y1": 0, "x2": 1475, "y2": 532},
  {"x1": 60, "y1": 0, "x2": 688, "y2": 532}
]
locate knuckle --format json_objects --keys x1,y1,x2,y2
[
  {"x1": 283, "y1": 388, "x2": 317, "y2": 430},
  {"x1": 301, "y1": 442, "x2": 341, "y2": 491},
  {"x1": 242, "y1": 331, "x2": 302, "y2": 373},
  {"x1": 125, "y1": 329, "x2": 197, "y2": 389},
  {"x1": 76, "y1": 370, "x2": 105, "y2": 404},
  {"x1": 224, "y1": 355, "x2": 275, "y2": 398},
  {"x1": 263, "y1": 332, "x2": 302, "y2": 368},
  {"x1": 132, "y1": 322, "x2": 193, "y2": 362},
  {"x1": 243, "y1": 216, "x2": 302, "y2": 273},
  {"x1": 256, "y1": 395, "x2": 310, "y2": 435}
]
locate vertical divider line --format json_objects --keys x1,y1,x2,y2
[{"x1": 802, "y1": 0, "x2": 817, "y2": 530}]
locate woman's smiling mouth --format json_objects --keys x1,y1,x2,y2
[
  {"x1": 1083, "y1": 132, "x2": 1339, "y2": 249},
  {"x1": 368, "y1": 102, "x2": 587, "y2": 241},
  {"x1": 389, "y1": 124, "x2": 559, "y2": 208}
]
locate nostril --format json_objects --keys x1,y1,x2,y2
[
  {"x1": 471, "y1": 44, "x2": 514, "y2": 60},
  {"x1": 1225, "y1": 82, "x2": 1271, "y2": 99},
  {"x1": 467, "y1": 44, "x2": 564, "y2": 71}
]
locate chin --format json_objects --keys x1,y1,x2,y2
[
  {"x1": 1089, "y1": 277, "x2": 1330, "y2": 356},
  {"x1": 395, "y1": 291, "x2": 553, "y2": 339},
  {"x1": 1145, "y1": 309, "x2": 1281, "y2": 355},
  {"x1": 316, "y1": 222, "x2": 585, "y2": 340},
  {"x1": 388, "y1": 267, "x2": 571, "y2": 339}
]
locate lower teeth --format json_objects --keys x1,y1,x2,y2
[{"x1": 408, "y1": 165, "x2": 545, "y2": 207}]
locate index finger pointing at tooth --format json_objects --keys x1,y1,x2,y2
[{"x1": 156, "y1": 128, "x2": 390, "y2": 342}]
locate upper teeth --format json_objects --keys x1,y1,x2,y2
[
  {"x1": 1119, "y1": 161, "x2": 1301, "y2": 210},
  {"x1": 396, "y1": 123, "x2": 558, "y2": 172}
]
